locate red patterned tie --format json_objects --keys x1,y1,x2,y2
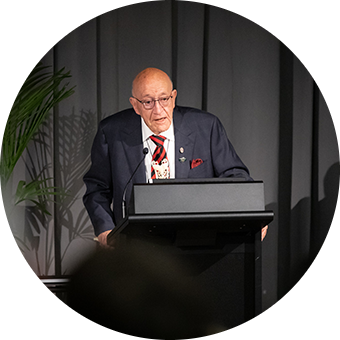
[{"x1": 150, "y1": 135, "x2": 170, "y2": 179}]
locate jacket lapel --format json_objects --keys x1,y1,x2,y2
[
  {"x1": 173, "y1": 108, "x2": 196, "y2": 178},
  {"x1": 120, "y1": 112, "x2": 146, "y2": 184}
]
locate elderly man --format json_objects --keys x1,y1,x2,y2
[{"x1": 83, "y1": 68, "x2": 267, "y2": 245}]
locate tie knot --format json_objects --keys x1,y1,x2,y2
[{"x1": 150, "y1": 135, "x2": 166, "y2": 146}]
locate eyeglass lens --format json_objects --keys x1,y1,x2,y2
[{"x1": 143, "y1": 96, "x2": 172, "y2": 109}]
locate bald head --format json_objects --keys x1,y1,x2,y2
[
  {"x1": 129, "y1": 68, "x2": 177, "y2": 135},
  {"x1": 132, "y1": 68, "x2": 173, "y2": 97}
]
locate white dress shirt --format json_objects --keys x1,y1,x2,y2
[{"x1": 141, "y1": 117, "x2": 175, "y2": 182}]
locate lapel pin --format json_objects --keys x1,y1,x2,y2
[
  {"x1": 179, "y1": 147, "x2": 184, "y2": 154},
  {"x1": 179, "y1": 157, "x2": 186, "y2": 163}
]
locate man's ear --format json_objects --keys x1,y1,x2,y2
[
  {"x1": 129, "y1": 97, "x2": 140, "y2": 116},
  {"x1": 171, "y1": 89, "x2": 177, "y2": 108}
]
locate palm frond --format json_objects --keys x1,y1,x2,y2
[{"x1": 0, "y1": 63, "x2": 75, "y2": 184}]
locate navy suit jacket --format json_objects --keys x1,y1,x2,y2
[{"x1": 83, "y1": 106, "x2": 252, "y2": 236}]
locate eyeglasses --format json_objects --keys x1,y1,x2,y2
[{"x1": 133, "y1": 94, "x2": 173, "y2": 110}]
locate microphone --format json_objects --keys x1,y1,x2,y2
[{"x1": 122, "y1": 147, "x2": 149, "y2": 218}]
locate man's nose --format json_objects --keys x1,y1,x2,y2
[{"x1": 153, "y1": 100, "x2": 163, "y2": 113}]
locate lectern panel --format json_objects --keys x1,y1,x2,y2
[{"x1": 130, "y1": 180, "x2": 265, "y2": 215}]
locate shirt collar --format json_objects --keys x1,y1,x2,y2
[{"x1": 141, "y1": 117, "x2": 174, "y2": 142}]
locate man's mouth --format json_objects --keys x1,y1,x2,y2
[{"x1": 155, "y1": 117, "x2": 167, "y2": 122}]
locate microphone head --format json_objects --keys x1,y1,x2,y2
[{"x1": 143, "y1": 147, "x2": 149, "y2": 155}]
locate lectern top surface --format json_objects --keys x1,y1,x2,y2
[{"x1": 152, "y1": 178, "x2": 260, "y2": 184}]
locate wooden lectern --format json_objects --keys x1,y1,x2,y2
[{"x1": 108, "y1": 179, "x2": 273, "y2": 328}]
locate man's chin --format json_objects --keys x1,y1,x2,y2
[{"x1": 152, "y1": 119, "x2": 170, "y2": 134}]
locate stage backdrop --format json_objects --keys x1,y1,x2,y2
[{"x1": 2, "y1": 0, "x2": 339, "y2": 312}]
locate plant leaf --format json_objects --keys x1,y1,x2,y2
[{"x1": 0, "y1": 63, "x2": 75, "y2": 184}]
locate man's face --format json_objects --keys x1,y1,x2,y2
[{"x1": 130, "y1": 72, "x2": 177, "y2": 135}]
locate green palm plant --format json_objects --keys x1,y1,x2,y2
[{"x1": 0, "y1": 62, "x2": 75, "y2": 213}]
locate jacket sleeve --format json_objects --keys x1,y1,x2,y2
[
  {"x1": 211, "y1": 116, "x2": 253, "y2": 181},
  {"x1": 83, "y1": 123, "x2": 115, "y2": 236}
]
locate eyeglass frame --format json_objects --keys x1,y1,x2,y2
[{"x1": 132, "y1": 93, "x2": 174, "y2": 110}]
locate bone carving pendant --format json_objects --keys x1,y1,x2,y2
[{"x1": 152, "y1": 159, "x2": 170, "y2": 179}]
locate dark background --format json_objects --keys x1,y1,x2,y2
[{"x1": 5, "y1": 1, "x2": 339, "y2": 336}]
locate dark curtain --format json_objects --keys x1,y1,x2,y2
[{"x1": 5, "y1": 0, "x2": 339, "y2": 313}]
